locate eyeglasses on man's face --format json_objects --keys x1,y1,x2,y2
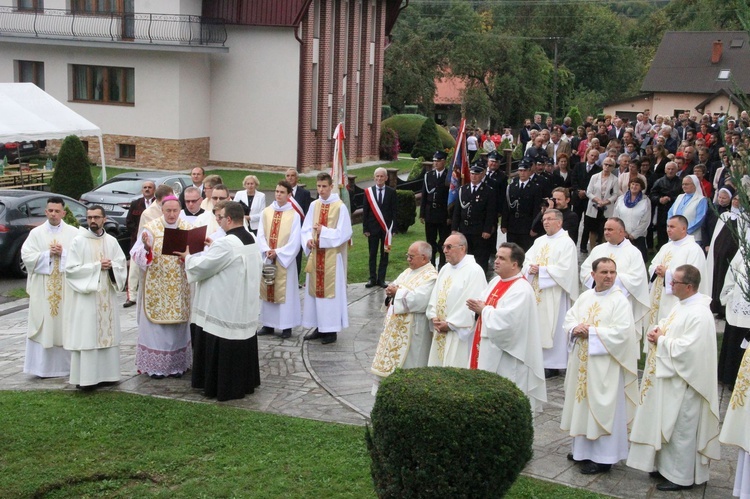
[{"x1": 442, "y1": 244, "x2": 464, "y2": 251}]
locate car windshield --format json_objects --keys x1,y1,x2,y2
[{"x1": 94, "y1": 179, "x2": 145, "y2": 195}]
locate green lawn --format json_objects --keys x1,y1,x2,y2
[{"x1": 0, "y1": 391, "x2": 609, "y2": 498}]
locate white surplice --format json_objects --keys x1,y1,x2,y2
[
  {"x1": 301, "y1": 194, "x2": 352, "y2": 333},
  {"x1": 646, "y1": 235, "x2": 708, "y2": 329},
  {"x1": 256, "y1": 201, "x2": 302, "y2": 330},
  {"x1": 627, "y1": 293, "x2": 720, "y2": 487},
  {"x1": 580, "y1": 238, "x2": 650, "y2": 338},
  {"x1": 425, "y1": 254, "x2": 487, "y2": 368},
  {"x1": 560, "y1": 287, "x2": 639, "y2": 464},
  {"x1": 21, "y1": 220, "x2": 79, "y2": 377},
  {"x1": 476, "y1": 274, "x2": 547, "y2": 414},
  {"x1": 522, "y1": 229, "x2": 579, "y2": 368},
  {"x1": 63, "y1": 229, "x2": 127, "y2": 387}
]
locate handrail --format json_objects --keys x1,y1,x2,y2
[{"x1": 0, "y1": 6, "x2": 227, "y2": 46}]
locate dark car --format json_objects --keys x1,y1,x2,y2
[
  {"x1": 0, "y1": 141, "x2": 40, "y2": 163},
  {"x1": 0, "y1": 190, "x2": 128, "y2": 278},
  {"x1": 79, "y1": 171, "x2": 192, "y2": 227}
]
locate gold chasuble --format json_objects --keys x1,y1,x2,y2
[
  {"x1": 143, "y1": 218, "x2": 191, "y2": 324},
  {"x1": 371, "y1": 264, "x2": 438, "y2": 377},
  {"x1": 260, "y1": 208, "x2": 295, "y2": 303},
  {"x1": 305, "y1": 199, "x2": 345, "y2": 299}
]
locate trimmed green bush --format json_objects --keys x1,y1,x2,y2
[
  {"x1": 406, "y1": 157, "x2": 425, "y2": 181},
  {"x1": 411, "y1": 117, "x2": 441, "y2": 160},
  {"x1": 50, "y1": 135, "x2": 93, "y2": 200},
  {"x1": 404, "y1": 105, "x2": 419, "y2": 115},
  {"x1": 366, "y1": 367, "x2": 533, "y2": 498},
  {"x1": 382, "y1": 115, "x2": 455, "y2": 154},
  {"x1": 393, "y1": 190, "x2": 416, "y2": 233}
]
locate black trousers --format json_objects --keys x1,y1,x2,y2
[
  {"x1": 507, "y1": 232, "x2": 534, "y2": 252},
  {"x1": 425, "y1": 220, "x2": 451, "y2": 269},
  {"x1": 368, "y1": 231, "x2": 389, "y2": 282},
  {"x1": 464, "y1": 232, "x2": 494, "y2": 274}
]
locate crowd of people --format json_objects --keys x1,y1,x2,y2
[{"x1": 17, "y1": 109, "x2": 750, "y2": 496}]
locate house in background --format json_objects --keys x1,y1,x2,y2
[
  {"x1": 602, "y1": 31, "x2": 750, "y2": 120},
  {"x1": 0, "y1": 0, "x2": 404, "y2": 172}
]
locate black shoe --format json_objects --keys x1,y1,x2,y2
[
  {"x1": 321, "y1": 332, "x2": 337, "y2": 345},
  {"x1": 649, "y1": 470, "x2": 664, "y2": 479},
  {"x1": 365, "y1": 280, "x2": 376, "y2": 288},
  {"x1": 304, "y1": 328, "x2": 321, "y2": 341},
  {"x1": 280, "y1": 329, "x2": 292, "y2": 339},
  {"x1": 377, "y1": 280, "x2": 388, "y2": 288},
  {"x1": 579, "y1": 462, "x2": 611, "y2": 475},
  {"x1": 656, "y1": 480, "x2": 693, "y2": 492},
  {"x1": 123, "y1": 300, "x2": 136, "y2": 308},
  {"x1": 257, "y1": 327, "x2": 274, "y2": 336},
  {"x1": 566, "y1": 453, "x2": 587, "y2": 463},
  {"x1": 150, "y1": 374, "x2": 165, "y2": 380},
  {"x1": 544, "y1": 368, "x2": 560, "y2": 379}
]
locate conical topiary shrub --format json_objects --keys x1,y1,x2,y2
[
  {"x1": 50, "y1": 135, "x2": 93, "y2": 200},
  {"x1": 411, "y1": 117, "x2": 441, "y2": 159}
]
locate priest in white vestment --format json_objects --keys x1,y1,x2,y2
[
  {"x1": 580, "y1": 217, "x2": 650, "y2": 340},
  {"x1": 646, "y1": 215, "x2": 708, "y2": 329},
  {"x1": 256, "y1": 181, "x2": 302, "y2": 339},
  {"x1": 302, "y1": 173, "x2": 353, "y2": 345},
  {"x1": 426, "y1": 233, "x2": 487, "y2": 368},
  {"x1": 182, "y1": 201, "x2": 262, "y2": 401},
  {"x1": 21, "y1": 196, "x2": 79, "y2": 377},
  {"x1": 467, "y1": 242, "x2": 546, "y2": 414},
  {"x1": 561, "y1": 257, "x2": 638, "y2": 475},
  {"x1": 63, "y1": 206, "x2": 127, "y2": 389},
  {"x1": 627, "y1": 264, "x2": 720, "y2": 492},
  {"x1": 720, "y1": 249, "x2": 750, "y2": 499},
  {"x1": 130, "y1": 196, "x2": 192, "y2": 378},
  {"x1": 371, "y1": 241, "x2": 438, "y2": 393},
  {"x1": 522, "y1": 209, "x2": 579, "y2": 375}
]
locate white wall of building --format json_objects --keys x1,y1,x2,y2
[
  {"x1": 209, "y1": 26, "x2": 300, "y2": 167},
  {"x1": 137, "y1": 0, "x2": 202, "y2": 16},
  {"x1": 0, "y1": 41, "x2": 211, "y2": 139}
]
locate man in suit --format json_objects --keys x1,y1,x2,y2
[
  {"x1": 123, "y1": 180, "x2": 155, "y2": 308},
  {"x1": 420, "y1": 151, "x2": 451, "y2": 268},
  {"x1": 501, "y1": 159, "x2": 542, "y2": 252},
  {"x1": 285, "y1": 168, "x2": 312, "y2": 281},
  {"x1": 452, "y1": 162, "x2": 498, "y2": 273},
  {"x1": 608, "y1": 118, "x2": 625, "y2": 141},
  {"x1": 571, "y1": 148, "x2": 602, "y2": 252},
  {"x1": 179, "y1": 166, "x2": 206, "y2": 210},
  {"x1": 546, "y1": 129, "x2": 571, "y2": 166},
  {"x1": 363, "y1": 167, "x2": 397, "y2": 288}
]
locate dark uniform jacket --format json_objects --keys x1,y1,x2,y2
[
  {"x1": 502, "y1": 178, "x2": 543, "y2": 235},
  {"x1": 451, "y1": 182, "x2": 497, "y2": 235},
  {"x1": 484, "y1": 169, "x2": 507, "y2": 215},
  {"x1": 420, "y1": 169, "x2": 451, "y2": 224}
]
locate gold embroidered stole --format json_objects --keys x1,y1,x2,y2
[
  {"x1": 574, "y1": 300, "x2": 602, "y2": 403},
  {"x1": 305, "y1": 200, "x2": 343, "y2": 299},
  {"x1": 434, "y1": 275, "x2": 453, "y2": 363},
  {"x1": 648, "y1": 251, "x2": 673, "y2": 326},
  {"x1": 730, "y1": 348, "x2": 750, "y2": 410},
  {"x1": 531, "y1": 243, "x2": 551, "y2": 304},
  {"x1": 47, "y1": 237, "x2": 63, "y2": 317},
  {"x1": 371, "y1": 266, "x2": 438, "y2": 377},
  {"x1": 639, "y1": 309, "x2": 678, "y2": 403},
  {"x1": 91, "y1": 236, "x2": 115, "y2": 348},
  {"x1": 143, "y1": 219, "x2": 191, "y2": 324},
  {"x1": 260, "y1": 208, "x2": 294, "y2": 304}
]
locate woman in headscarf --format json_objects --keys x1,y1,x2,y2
[
  {"x1": 613, "y1": 177, "x2": 651, "y2": 262},
  {"x1": 668, "y1": 174, "x2": 707, "y2": 245}
]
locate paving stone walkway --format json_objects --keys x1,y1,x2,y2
[{"x1": 0, "y1": 286, "x2": 738, "y2": 498}]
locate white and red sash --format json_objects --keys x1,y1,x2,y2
[
  {"x1": 289, "y1": 195, "x2": 305, "y2": 221},
  {"x1": 364, "y1": 186, "x2": 393, "y2": 251}
]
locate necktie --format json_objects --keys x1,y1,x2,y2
[
  {"x1": 378, "y1": 188, "x2": 383, "y2": 204},
  {"x1": 472, "y1": 186, "x2": 476, "y2": 195}
]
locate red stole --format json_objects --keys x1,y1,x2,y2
[{"x1": 469, "y1": 277, "x2": 522, "y2": 369}]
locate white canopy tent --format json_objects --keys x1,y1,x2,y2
[{"x1": 0, "y1": 83, "x2": 107, "y2": 181}]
